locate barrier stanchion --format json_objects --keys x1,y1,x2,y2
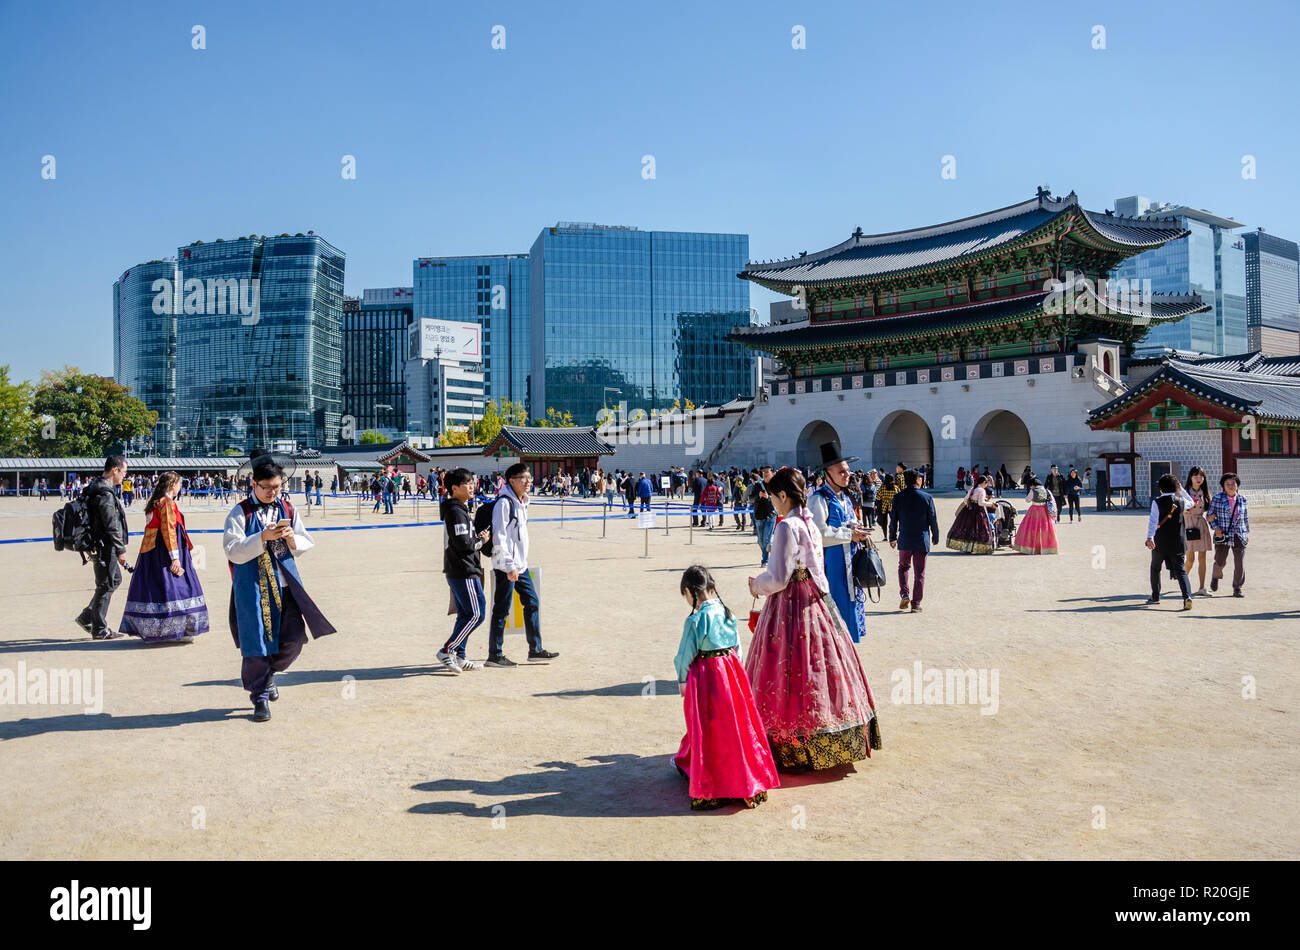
[
  {"x1": 602, "y1": 502, "x2": 607, "y2": 538},
  {"x1": 664, "y1": 498, "x2": 671, "y2": 536},
  {"x1": 688, "y1": 507, "x2": 694, "y2": 545},
  {"x1": 561, "y1": 497, "x2": 565, "y2": 527}
]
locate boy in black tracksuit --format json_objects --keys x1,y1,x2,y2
[{"x1": 439, "y1": 468, "x2": 491, "y2": 672}]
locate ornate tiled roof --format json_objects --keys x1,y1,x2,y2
[
  {"x1": 741, "y1": 190, "x2": 1189, "y2": 289},
  {"x1": 730, "y1": 289, "x2": 1208, "y2": 352},
  {"x1": 484, "y1": 426, "x2": 614, "y2": 457},
  {"x1": 1089, "y1": 359, "x2": 1300, "y2": 426}
]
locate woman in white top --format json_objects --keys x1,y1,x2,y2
[{"x1": 744, "y1": 467, "x2": 880, "y2": 772}]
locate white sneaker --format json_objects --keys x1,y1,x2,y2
[
  {"x1": 459, "y1": 659, "x2": 484, "y2": 671},
  {"x1": 436, "y1": 650, "x2": 463, "y2": 673}
]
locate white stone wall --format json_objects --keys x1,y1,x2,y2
[
  {"x1": 1236, "y1": 457, "x2": 1300, "y2": 506},
  {"x1": 599, "y1": 415, "x2": 736, "y2": 473},
  {"x1": 712, "y1": 369, "x2": 1126, "y2": 479},
  {"x1": 1131, "y1": 428, "x2": 1223, "y2": 503}
]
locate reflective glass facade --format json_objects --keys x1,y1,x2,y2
[
  {"x1": 113, "y1": 260, "x2": 179, "y2": 453},
  {"x1": 412, "y1": 254, "x2": 529, "y2": 409},
  {"x1": 528, "y1": 225, "x2": 750, "y2": 424},
  {"x1": 1244, "y1": 230, "x2": 1300, "y2": 354},
  {"x1": 1112, "y1": 215, "x2": 1247, "y2": 355},
  {"x1": 342, "y1": 288, "x2": 412, "y2": 434},
  {"x1": 173, "y1": 235, "x2": 344, "y2": 453}
]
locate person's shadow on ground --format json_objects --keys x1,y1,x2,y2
[
  {"x1": 410, "y1": 753, "x2": 858, "y2": 819},
  {"x1": 0, "y1": 707, "x2": 242, "y2": 740},
  {"x1": 411, "y1": 754, "x2": 699, "y2": 819},
  {"x1": 533, "y1": 680, "x2": 678, "y2": 699}
]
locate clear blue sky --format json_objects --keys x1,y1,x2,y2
[{"x1": 2, "y1": 0, "x2": 1297, "y2": 383}]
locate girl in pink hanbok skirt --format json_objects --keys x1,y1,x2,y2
[
  {"x1": 746, "y1": 468, "x2": 881, "y2": 771},
  {"x1": 673, "y1": 565, "x2": 778, "y2": 809},
  {"x1": 1014, "y1": 479, "x2": 1059, "y2": 555}
]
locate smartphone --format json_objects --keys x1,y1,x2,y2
[{"x1": 275, "y1": 518, "x2": 290, "y2": 529}]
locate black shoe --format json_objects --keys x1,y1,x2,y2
[
  {"x1": 267, "y1": 680, "x2": 279, "y2": 702},
  {"x1": 252, "y1": 700, "x2": 271, "y2": 722},
  {"x1": 92, "y1": 629, "x2": 127, "y2": 640},
  {"x1": 1233, "y1": 589, "x2": 1244, "y2": 598},
  {"x1": 74, "y1": 615, "x2": 94, "y2": 636},
  {"x1": 528, "y1": 649, "x2": 559, "y2": 661},
  {"x1": 1210, "y1": 577, "x2": 1220, "y2": 592},
  {"x1": 1144, "y1": 597, "x2": 1160, "y2": 605},
  {"x1": 485, "y1": 655, "x2": 517, "y2": 668}
]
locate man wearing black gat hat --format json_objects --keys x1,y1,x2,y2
[{"x1": 807, "y1": 441, "x2": 871, "y2": 643}]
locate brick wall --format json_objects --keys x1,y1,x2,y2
[
  {"x1": 1132, "y1": 429, "x2": 1222, "y2": 503},
  {"x1": 1236, "y1": 457, "x2": 1300, "y2": 507}
]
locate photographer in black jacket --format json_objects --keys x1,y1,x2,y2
[
  {"x1": 75, "y1": 455, "x2": 130, "y2": 640},
  {"x1": 438, "y1": 468, "x2": 491, "y2": 673}
]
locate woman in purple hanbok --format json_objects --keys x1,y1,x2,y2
[{"x1": 119, "y1": 472, "x2": 210, "y2": 643}]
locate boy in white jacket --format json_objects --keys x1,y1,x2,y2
[{"x1": 486, "y1": 463, "x2": 559, "y2": 667}]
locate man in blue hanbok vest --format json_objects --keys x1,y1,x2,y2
[
  {"x1": 808, "y1": 441, "x2": 871, "y2": 643},
  {"x1": 223, "y1": 454, "x2": 336, "y2": 722}
]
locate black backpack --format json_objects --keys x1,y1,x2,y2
[
  {"x1": 53, "y1": 496, "x2": 96, "y2": 563},
  {"x1": 472, "y1": 495, "x2": 516, "y2": 558}
]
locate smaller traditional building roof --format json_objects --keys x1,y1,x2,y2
[
  {"x1": 483, "y1": 426, "x2": 614, "y2": 458},
  {"x1": 309, "y1": 440, "x2": 435, "y2": 468},
  {"x1": 1128, "y1": 351, "x2": 1300, "y2": 377},
  {"x1": 1089, "y1": 358, "x2": 1300, "y2": 428}
]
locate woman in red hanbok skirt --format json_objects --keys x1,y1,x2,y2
[
  {"x1": 673, "y1": 565, "x2": 778, "y2": 809},
  {"x1": 745, "y1": 468, "x2": 881, "y2": 771},
  {"x1": 1013, "y1": 479, "x2": 1059, "y2": 555}
]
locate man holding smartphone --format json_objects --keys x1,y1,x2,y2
[{"x1": 223, "y1": 452, "x2": 337, "y2": 722}]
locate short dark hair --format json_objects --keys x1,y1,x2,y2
[
  {"x1": 252, "y1": 456, "x2": 284, "y2": 482},
  {"x1": 1157, "y1": 473, "x2": 1181, "y2": 495},
  {"x1": 1220, "y1": 472, "x2": 1240, "y2": 488},
  {"x1": 904, "y1": 468, "x2": 921, "y2": 487},
  {"x1": 444, "y1": 467, "x2": 474, "y2": 491},
  {"x1": 103, "y1": 455, "x2": 127, "y2": 474},
  {"x1": 505, "y1": 462, "x2": 529, "y2": 481}
]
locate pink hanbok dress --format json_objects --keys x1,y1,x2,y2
[{"x1": 745, "y1": 507, "x2": 881, "y2": 770}]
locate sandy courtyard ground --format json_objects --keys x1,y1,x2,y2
[{"x1": 1, "y1": 490, "x2": 1296, "y2": 860}]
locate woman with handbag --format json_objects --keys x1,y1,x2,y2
[
  {"x1": 1013, "y1": 478, "x2": 1058, "y2": 555},
  {"x1": 745, "y1": 467, "x2": 881, "y2": 772},
  {"x1": 1182, "y1": 466, "x2": 1214, "y2": 595},
  {"x1": 946, "y1": 474, "x2": 998, "y2": 554}
]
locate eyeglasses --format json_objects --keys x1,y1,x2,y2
[{"x1": 254, "y1": 481, "x2": 283, "y2": 494}]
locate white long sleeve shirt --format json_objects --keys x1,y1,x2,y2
[
  {"x1": 807, "y1": 488, "x2": 860, "y2": 548},
  {"x1": 223, "y1": 500, "x2": 315, "y2": 583},
  {"x1": 1146, "y1": 489, "x2": 1194, "y2": 540},
  {"x1": 490, "y1": 486, "x2": 530, "y2": 574},
  {"x1": 750, "y1": 508, "x2": 830, "y2": 597}
]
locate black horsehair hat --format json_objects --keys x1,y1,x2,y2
[{"x1": 819, "y1": 441, "x2": 860, "y2": 469}]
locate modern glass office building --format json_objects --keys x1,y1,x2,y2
[
  {"x1": 412, "y1": 254, "x2": 530, "y2": 409},
  {"x1": 1110, "y1": 196, "x2": 1247, "y2": 355},
  {"x1": 342, "y1": 288, "x2": 413, "y2": 435},
  {"x1": 172, "y1": 234, "x2": 345, "y2": 453},
  {"x1": 1243, "y1": 230, "x2": 1300, "y2": 356},
  {"x1": 113, "y1": 259, "x2": 180, "y2": 453},
  {"x1": 528, "y1": 224, "x2": 750, "y2": 424}
]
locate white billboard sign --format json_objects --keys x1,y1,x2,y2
[{"x1": 410, "y1": 318, "x2": 481, "y2": 362}]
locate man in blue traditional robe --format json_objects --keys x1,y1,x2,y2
[
  {"x1": 808, "y1": 441, "x2": 871, "y2": 643},
  {"x1": 223, "y1": 454, "x2": 336, "y2": 722}
]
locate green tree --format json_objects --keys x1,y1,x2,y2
[
  {"x1": 358, "y1": 429, "x2": 388, "y2": 444},
  {"x1": 30, "y1": 367, "x2": 156, "y2": 456},
  {"x1": 0, "y1": 364, "x2": 36, "y2": 455}
]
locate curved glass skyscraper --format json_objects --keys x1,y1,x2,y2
[{"x1": 113, "y1": 260, "x2": 180, "y2": 453}]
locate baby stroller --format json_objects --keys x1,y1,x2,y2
[{"x1": 992, "y1": 499, "x2": 1018, "y2": 550}]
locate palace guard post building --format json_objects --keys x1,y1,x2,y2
[{"x1": 719, "y1": 189, "x2": 1210, "y2": 479}]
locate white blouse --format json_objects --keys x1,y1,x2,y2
[{"x1": 750, "y1": 508, "x2": 830, "y2": 597}]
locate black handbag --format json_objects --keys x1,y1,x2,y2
[
  {"x1": 1185, "y1": 526, "x2": 1201, "y2": 541},
  {"x1": 852, "y1": 538, "x2": 887, "y2": 603}
]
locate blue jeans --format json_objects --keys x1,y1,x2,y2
[
  {"x1": 444, "y1": 576, "x2": 487, "y2": 658},
  {"x1": 755, "y1": 516, "x2": 776, "y2": 564},
  {"x1": 383, "y1": 492, "x2": 394, "y2": 514},
  {"x1": 488, "y1": 568, "x2": 542, "y2": 657}
]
